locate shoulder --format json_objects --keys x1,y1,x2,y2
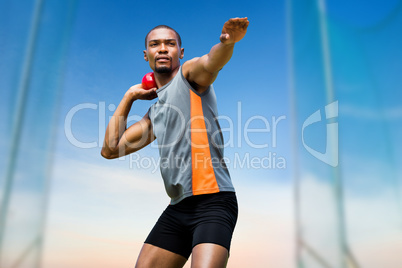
[
  {"x1": 181, "y1": 58, "x2": 211, "y2": 93},
  {"x1": 181, "y1": 58, "x2": 201, "y2": 80}
]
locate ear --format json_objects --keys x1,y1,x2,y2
[
  {"x1": 180, "y1": 48, "x2": 184, "y2": 59},
  {"x1": 143, "y1": 50, "x2": 148, "y2": 62}
]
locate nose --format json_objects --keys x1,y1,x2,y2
[{"x1": 158, "y1": 43, "x2": 168, "y2": 53}]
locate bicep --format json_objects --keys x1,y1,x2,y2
[
  {"x1": 113, "y1": 114, "x2": 155, "y2": 158},
  {"x1": 184, "y1": 57, "x2": 219, "y2": 89}
]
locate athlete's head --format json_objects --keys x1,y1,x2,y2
[
  {"x1": 145, "y1": 25, "x2": 182, "y2": 48},
  {"x1": 143, "y1": 25, "x2": 184, "y2": 74}
]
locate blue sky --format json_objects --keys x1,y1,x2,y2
[
  {"x1": 1, "y1": 0, "x2": 401, "y2": 267},
  {"x1": 57, "y1": 0, "x2": 293, "y2": 183},
  {"x1": 48, "y1": 1, "x2": 295, "y2": 266}
]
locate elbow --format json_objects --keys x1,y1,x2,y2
[{"x1": 101, "y1": 148, "x2": 116, "y2": 159}]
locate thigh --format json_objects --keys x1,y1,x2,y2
[
  {"x1": 191, "y1": 192, "x2": 238, "y2": 252},
  {"x1": 144, "y1": 205, "x2": 193, "y2": 259},
  {"x1": 135, "y1": 243, "x2": 187, "y2": 268},
  {"x1": 191, "y1": 243, "x2": 228, "y2": 268}
]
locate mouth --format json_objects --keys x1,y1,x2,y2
[{"x1": 156, "y1": 56, "x2": 171, "y2": 63}]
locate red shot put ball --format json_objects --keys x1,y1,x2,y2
[{"x1": 141, "y1": 72, "x2": 157, "y2": 90}]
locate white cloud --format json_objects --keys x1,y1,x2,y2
[
  {"x1": 41, "y1": 151, "x2": 402, "y2": 267},
  {"x1": 42, "y1": 155, "x2": 297, "y2": 268}
]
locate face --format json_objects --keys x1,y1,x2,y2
[{"x1": 144, "y1": 28, "x2": 184, "y2": 74}]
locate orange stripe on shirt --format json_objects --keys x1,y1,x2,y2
[{"x1": 189, "y1": 89, "x2": 219, "y2": 195}]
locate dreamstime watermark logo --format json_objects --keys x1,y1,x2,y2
[{"x1": 301, "y1": 101, "x2": 338, "y2": 167}]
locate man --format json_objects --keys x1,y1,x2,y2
[{"x1": 101, "y1": 17, "x2": 249, "y2": 268}]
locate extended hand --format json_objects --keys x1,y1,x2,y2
[
  {"x1": 126, "y1": 84, "x2": 157, "y2": 101},
  {"x1": 220, "y1": 17, "x2": 249, "y2": 45}
]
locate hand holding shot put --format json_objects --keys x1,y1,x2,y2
[{"x1": 101, "y1": 17, "x2": 249, "y2": 268}]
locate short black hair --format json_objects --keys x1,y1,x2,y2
[{"x1": 145, "y1": 25, "x2": 182, "y2": 48}]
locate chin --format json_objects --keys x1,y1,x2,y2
[{"x1": 155, "y1": 66, "x2": 172, "y2": 74}]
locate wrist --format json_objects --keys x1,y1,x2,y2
[
  {"x1": 220, "y1": 41, "x2": 235, "y2": 47},
  {"x1": 123, "y1": 92, "x2": 137, "y2": 103}
]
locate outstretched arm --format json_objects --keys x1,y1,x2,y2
[
  {"x1": 101, "y1": 85, "x2": 157, "y2": 159},
  {"x1": 183, "y1": 17, "x2": 249, "y2": 92}
]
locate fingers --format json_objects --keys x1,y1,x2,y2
[
  {"x1": 241, "y1": 18, "x2": 249, "y2": 29},
  {"x1": 227, "y1": 17, "x2": 249, "y2": 29},
  {"x1": 149, "y1": 89, "x2": 158, "y2": 100},
  {"x1": 221, "y1": 17, "x2": 249, "y2": 44},
  {"x1": 143, "y1": 88, "x2": 158, "y2": 100},
  {"x1": 127, "y1": 85, "x2": 157, "y2": 100}
]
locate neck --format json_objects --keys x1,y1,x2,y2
[{"x1": 154, "y1": 65, "x2": 180, "y2": 88}]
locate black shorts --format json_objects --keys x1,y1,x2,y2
[{"x1": 144, "y1": 191, "x2": 238, "y2": 259}]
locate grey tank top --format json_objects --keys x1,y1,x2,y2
[{"x1": 148, "y1": 65, "x2": 235, "y2": 205}]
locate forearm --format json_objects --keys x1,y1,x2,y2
[
  {"x1": 101, "y1": 84, "x2": 156, "y2": 159},
  {"x1": 204, "y1": 42, "x2": 235, "y2": 74},
  {"x1": 102, "y1": 94, "x2": 135, "y2": 154},
  {"x1": 187, "y1": 17, "x2": 248, "y2": 84}
]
